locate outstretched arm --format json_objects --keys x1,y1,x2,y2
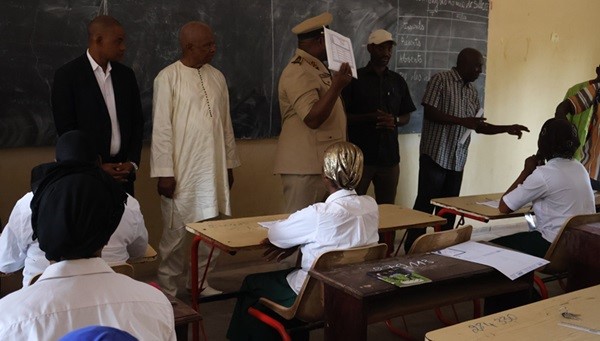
[{"x1": 475, "y1": 122, "x2": 530, "y2": 139}]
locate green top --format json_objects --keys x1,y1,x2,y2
[{"x1": 564, "y1": 80, "x2": 594, "y2": 161}]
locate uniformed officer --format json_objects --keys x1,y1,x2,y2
[{"x1": 274, "y1": 12, "x2": 353, "y2": 213}]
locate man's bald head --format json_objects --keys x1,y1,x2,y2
[
  {"x1": 87, "y1": 15, "x2": 122, "y2": 42},
  {"x1": 178, "y1": 22, "x2": 216, "y2": 68},
  {"x1": 456, "y1": 47, "x2": 483, "y2": 84}
]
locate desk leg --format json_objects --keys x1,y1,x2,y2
[
  {"x1": 323, "y1": 283, "x2": 367, "y2": 341},
  {"x1": 435, "y1": 208, "x2": 488, "y2": 231},
  {"x1": 190, "y1": 236, "x2": 215, "y2": 341}
]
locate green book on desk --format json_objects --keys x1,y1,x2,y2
[{"x1": 368, "y1": 267, "x2": 431, "y2": 288}]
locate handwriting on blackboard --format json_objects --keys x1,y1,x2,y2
[{"x1": 0, "y1": 0, "x2": 488, "y2": 147}]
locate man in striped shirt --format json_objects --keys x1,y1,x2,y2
[
  {"x1": 556, "y1": 78, "x2": 600, "y2": 191},
  {"x1": 405, "y1": 48, "x2": 529, "y2": 252}
]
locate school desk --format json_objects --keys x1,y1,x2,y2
[
  {"x1": 127, "y1": 244, "x2": 158, "y2": 264},
  {"x1": 184, "y1": 205, "x2": 446, "y2": 310},
  {"x1": 162, "y1": 290, "x2": 203, "y2": 341},
  {"x1": 431, "y1": 192, "x2": 600, "y2": 230},
  {"x1": 308, "y1": 252, "x2": 533, "y2": 341},
  {"x1": 425, "y1": 284, "x2": 600, "y2": 340}
]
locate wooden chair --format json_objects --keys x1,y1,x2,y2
[
  {"x1": 386, "y1": 225, "x2": 473, "y2": 339},
  {"x1": 534, "y1": 213, "x2": 600, "y2": 299},
  {"x1": 247, "y1": 243, "x2": 388, "y2": 341},
  {"x1": 29, "y1": 263, "x2": 135, "y2": 285}
]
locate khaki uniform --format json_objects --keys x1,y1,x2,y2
[
  {"x1": 274, "y1": 48, "x2": 347, "y2": 212},
  {"x1": 275, "y1": 49, "x2": 346, "y2": 174}
]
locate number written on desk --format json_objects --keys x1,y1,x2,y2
[{"x1": 468, "y1": 314, "x2": 518, "y2": 333}]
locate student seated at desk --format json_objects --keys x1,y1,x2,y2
[
  {"x1": 0, "y1": 147, "x2": 175, "y2": 340},
  {"x1": 227, "y1": 142, "x2": 379, "y2": 341},
  {"x1": 493, "y1": 118, "x2": 595, "y2": 257},
  {"x1": 0, "y1": 131, "x2": 149, "y2": 287}
]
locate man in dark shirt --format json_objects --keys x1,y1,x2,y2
[{"x1": 342, "y1": 29, "x2": 416, "y2": 251}]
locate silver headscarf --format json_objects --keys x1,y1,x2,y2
[{"x1": 323, "y1": 142, "x2": 363, "y2": 190}]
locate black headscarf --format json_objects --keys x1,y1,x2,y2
[
  {"x1": 30, "y1": 164, "x2": 126, "y2": 262},
  {"x1": 30, "y1": 129, "x2": 125, "y2": 262}
]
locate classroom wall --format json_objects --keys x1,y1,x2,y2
[{"x1": 1, "y1": 0, "x2": 599, "y2": 277}]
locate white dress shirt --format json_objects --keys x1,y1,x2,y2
[
  {"x1": 0, "y1": 258, "x2": 175, "y2": 340},
  {"x1": 87, "y1": 49, "x2": 121, "y2": 156},
  {"x1": 268, "y1": 189, "x2": 380, "y2": 293},
  {"x1": 0, "y1": 193, "x2": 148, "y2": 286},
  {"x1": 503, "y1": 158, "x2": 595, "y2": 243}
]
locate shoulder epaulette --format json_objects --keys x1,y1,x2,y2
[{"x1": 291, "y1": 56, "x2": 303, "y2": 65}]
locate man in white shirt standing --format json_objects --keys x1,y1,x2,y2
[
  {"x1": 0, "y1": 138, "x2": 174, "y2": 341},
  {"x1": 151, "y1": 22, "x2": 240, "y2": 297},
  {"x1": 51, "y1": 15, "x2": 143, "y2": 195}
]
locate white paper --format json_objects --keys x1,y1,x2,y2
[
  {"x1": 324, "y1": 27, "x2": 358, "y2": 79},
  {"x1": 458, "y1": 108, "x2": 484, "y2": 145},
  {"x1": 432, "y1": 241, "x2": 549, "y2": 280},
  {"x1": 476, "y1": 199, "x2": 500, "y2": 208}
]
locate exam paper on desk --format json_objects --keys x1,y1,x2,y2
[{"x1": 432, "y1": 241, "x2": 549, "y2": 280}]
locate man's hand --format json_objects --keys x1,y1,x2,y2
[
  {"x1": 376, "y1": 110, "x2": 395, "y2": 130},
  {"x1": 261, "y1": 238, "x2": 298, "y2": 262},
  {"x1": 157, "y1": 176, "x2": 176, "y2": 198},
  {"x1": 505, "y1": 124, "x2": 530, "y2": 139},
  {"x1": 523, "y1": 154, "x2": 543, "y2": 175},
  {"x1": 331, "y1": 62, "x2": 352, "y2": 90},
  {"x1": 101, "y1": 163, "x2": 130, "y2": 182}
]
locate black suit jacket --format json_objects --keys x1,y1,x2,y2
[{"x1": 51, "y1": 54, "x2": 143, "y2": 166}]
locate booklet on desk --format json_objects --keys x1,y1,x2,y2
[{"x1": 368, "y1": 267, "x2": 432, "y2": 288}]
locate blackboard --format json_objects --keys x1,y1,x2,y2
[{"x1": 0, "y1": 0, "x2": 488, "y2": 147}]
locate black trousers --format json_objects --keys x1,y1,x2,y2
[{"x1": 405, "y1": 154, "x2": 464, "y2": 253}]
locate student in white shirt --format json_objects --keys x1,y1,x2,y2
[
  {"x1": 0, "y1": 131, "x2": 175, "y2": 340},
  {"x1": 493, "y1": 118, "x2": 595, "y2": 258},
  {"x1": 0, "y1": 139, "x2": 148, "y2": 287},
  {"x1": 485, "y1": 118, "x2": 595, "y2": 315},
  {"x1": 227, "y1": 142, "x2": 380, "y2": 341}
]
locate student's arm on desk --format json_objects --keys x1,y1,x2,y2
[{"x1": 499, "y1": 155, "x2": 543, "y2": 213}]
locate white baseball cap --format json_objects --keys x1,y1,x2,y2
[{"x1": 368, "y1": 29, "x2": 395, "y2": 45}]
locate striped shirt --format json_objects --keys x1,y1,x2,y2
[
  {"x1": 568, "y1": 82, "x2": 600, "y2": 180},
  {"x1": 420, "y1": 68, "x2": 481, "y2": 171}
]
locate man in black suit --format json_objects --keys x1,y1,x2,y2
[{"x1": 51, "y1": 15, "x2": 143, "y2": 195}]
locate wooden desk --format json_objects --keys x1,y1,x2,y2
[
  {"x1": 162, "y1": 291, "x2": 203, "y2": 341},
  {"x1": 431, "y1": 193, "x2": 531, "y2": 224},
  {"x1": 309, "y1": 253, "x2": 532, "y2": 341},
  {"x1": 425, "y1": 284, "x2": 600, "y2": 340},
  {"x1": 432, "y1": 192, "x2": 600, "y2": 226},
  {"x1": 184, "y1": 205, "x2": 445, "y2": 312},
  {"x1": 127, "y1": 245, "x2": 158, "y2": 264},
  {"x1": 563, "y1": 222, "x2": 600, "y2": 292}
]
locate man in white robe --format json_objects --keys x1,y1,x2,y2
[{"x1": 151, "y1": 22, "x2": 240, "y2": 297}]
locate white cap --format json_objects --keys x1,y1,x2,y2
[{"x1": 368, "y1": 29, "x2": 395, "y2": 45}]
